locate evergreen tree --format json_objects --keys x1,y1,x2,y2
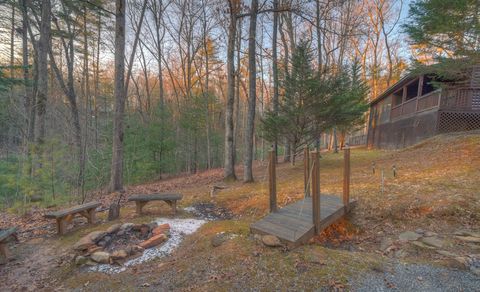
[
  {"x1": 261, "y1": 41, "x2": 321, "y2": 164},
  {"x1": 403, "y1": 0, "x2": 480, "y2": 77}
]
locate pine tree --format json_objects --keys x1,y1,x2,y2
[{"x1": 403, "y1": 0, "x2": 480, "y2": 77}]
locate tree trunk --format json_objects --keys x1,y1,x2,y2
[
  {"x1": 110, "y1": 0, "x2": 126, "y2": 191},
  {"x1": 20, "y1": 0, "x2": 33, "y2": 143},
  {"x1": 243, "y1": 0, "x2": 259, "y2": 183},
  {"x1": 224, "y1": 0, "x2": 238, "y2": 181},
  {"x1": 35, "y1": 0, "x2": 51, "y2": 144},
  {"x1": 272, "y1": 0, "x2": 279, "y2": 161}
]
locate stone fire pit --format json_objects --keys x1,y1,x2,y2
[
  {"x1": 73, "y1": 221, "x2": 171, "y2": 266},
  {"x1": 72, "y1": 218, "x2": 206, "y2": 274}
]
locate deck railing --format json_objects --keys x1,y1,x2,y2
[
  {"x1": 390, "y1": 90, "x2": 441, "y2": 121},
  {"x1": 402, "y1": 98, "x2": 417, "y2": 115},
  {"x1": 440, "y1": 87, "x2": 480, "y2": 111},
  {"x1": 417, "y1": 90, "x2": 441, "y2": 112}
]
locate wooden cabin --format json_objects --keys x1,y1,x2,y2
[{"x1": 367, "y1": 66, "x2": 480, "y2": 149}]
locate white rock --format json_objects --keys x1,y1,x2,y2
[{"x1": 91, "y1": 251, "x2": 110, "y2": 264}]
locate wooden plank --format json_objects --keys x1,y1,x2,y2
[
  {"x1": 0, "y1": 228, "x2": 17, "y2": 242},
  {"x1": 128, "y1": 193, "x2": 183, "y2": 202},
  {"x1": 251, "y1": 220, "x2": 298, "y2": 242},
  {"x1": 261, "y1": 213, "x2": 313, "y2": 231},
  {"x1": 44, "y1": 202, "x2": 100, "y2": 218},
  {"x1": 343, "y1": 146, "x2": 351, "y2": 208},
  {"x1": 268, "y1": 150, "x2": 277, "y2": 212},
  {"x1": 304, "y1": 146, "x2": 310, "y2": 197},
  {"x1": 250, "y1": 195, "x2": 357, "y2": 246}
]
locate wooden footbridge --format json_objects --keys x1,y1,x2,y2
[{"x1": 251, "y1": 147, "x2": 356, "y2": 247}]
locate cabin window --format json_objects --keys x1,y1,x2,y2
[
  {"x1": 392, "y1": 88, "x2": 403, "y2": 106},
  {"x1": 421, "y1": 75, "x2": 436, "y2": 96},
  {"x1": 405, "y1": 79, "x2": 419, "y2": 100}
]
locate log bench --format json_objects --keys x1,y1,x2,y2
[
  {"x1": 44, "y1": 201, "x2": 101, "y2": 235},
  {"x1": 0, "y1": 227, "x2": 18, "y2": 264},
  {"x1": 128, "y1": 194, "x2": 183, "y2": 216}
]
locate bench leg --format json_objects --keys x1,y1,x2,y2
[
  {"x1": 56, "y1": 218, "x2": 67, "y2": 235},
  {"x1": 136, "y1": 201, "x2": 147, "y2": 215},
  {"x1": 0, "y1": 243, "x2": 8, "y2": 265},
  {"x1": 165, "y1": 200, "x2": 177, "y2": 216},
  {"x1": 87, "y1": 208, "x2": 96, "y2": 224}
]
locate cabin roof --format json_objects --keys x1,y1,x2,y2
[{"x1": 369, "y1": 74, "x2": 417, "y2": 106}]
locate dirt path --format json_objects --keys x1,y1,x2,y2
[{"x1": 0, "y1": 237, "x2": 70, "y2": 291}]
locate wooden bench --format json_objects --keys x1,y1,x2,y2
[
  {"x1": 0, "y1": 227, "x2": 18, "y2": 264},
  {"x1": 44, "y1": 201, "x2": 101, "y2": 235},
  {"x1": 128, "y1": 194, "x2": 183, "y2": 215}
]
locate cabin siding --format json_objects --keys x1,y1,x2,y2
[{"x1": 367, "y1": 68, "x2": 480, "y2": 149}]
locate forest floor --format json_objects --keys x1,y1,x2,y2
[{"x1": 1, "y1": 131, "x2": 480, "y2": 291}]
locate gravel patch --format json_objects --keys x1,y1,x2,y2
[
  {"x1": 184, "y1": 202, "x2": 233, "y2": 220},
  {"x1": 351, "y1": 262, "x2": 480, "y2": 292},
  {"x1": 88, "y1": 218, "x2": 206, "y2": 274}
]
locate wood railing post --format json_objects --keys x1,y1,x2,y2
[
  {"x1": 343, "y1": 145, "x2": 351, "y2": 210},
  {"x1": 304, "y1": 146, "x2": 310, "y2": 197},
  {"x1": 311, "y1": 151, "x2": 321, "y2": 234},
  {"x1": 268, "y1": 150, "x2": 277, "y2": 212}
]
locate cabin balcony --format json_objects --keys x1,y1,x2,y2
[{"x1": 391, "y1": 90, "x2": 441, "y2": 120}]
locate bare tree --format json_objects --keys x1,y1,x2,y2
[
  {"x1": 243, "y1": 0, "x2": 258, "y2": 183},
  {"x1": 224, "y1": 0, "x2": 240, "y2": 181},
  {"x1": 35, "y1": 0, "x2": 51, "y2": 144},
  {"x1": 110, "y1": 0, "x2": 127, "y2": 191}
]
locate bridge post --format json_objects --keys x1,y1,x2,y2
[
  {"x1": 304, "y1": 146, "x2": 310, "y2": 197},
  {"x1": 343, "y1": 145, "x2": 351, "y2": 210},
  {"x1": 268, "y1": 150, "x2": 277, "y2": 212},
  {"x1": 311, "y1": 151, "x2": 321, "y2": 234}
]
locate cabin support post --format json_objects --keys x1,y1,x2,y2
[
  {"x1": 311, "y1": 151, "x2": 321, "y2": 234},
  {"x1": 343, "y1": 145, "x2": 351, "y2": 211},
  {"x1": 268, "y1": 150, "x2": 277, "y2": 212},
  {"x1": 303, "y1": 146, "x2": 310, "y2": 197}
]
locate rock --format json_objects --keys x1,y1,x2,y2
[
  {"x1": 85, "y1": 260, "x2": 98, "y2": 266},
  {"x1": 106, "y1": 223, "x2": 122, "y2": 234},
  {"x1": 454, "y1": 256, "x2": 469, "y2": 268},
  {"x1": 454, "y1": 230, "x2": 480, "y2": 238},
  {"x1": 253, "y1": 234, "x2": 262, "y2": 241},
  {"x1": 125, "y1": 245, "x2": 144, "y2": 256},
  {"x1": 75, "y1": 255, "x2": 88, "y2": 266},
  {"x1": 74, "y1": 232, "x2": 107, "y2": 251},
  {"x1": 111, "y1": 249, "x2": 128, "y2": 260},
  {"x1": 120, "y1": 223, "x2": 134, "y2": 231},
  {"x1": 412, "y1": 241, "x2": 435, "y2": 249},
  {"x1": 86, "y1": 245, "x2": 103, "y2": 255},
  {"x1": 415, "y1": 228, "x2": 425, "y2": 235},
  {"x1": 471, "y1": 267, "x2": 480, "y2": 277},
  {"x1": 436, "y1": 250, "x2": 457, "y2": 257},
  {"x1": 423, "y1": 231, "x2": 437, "y2": 237},
  {"x1": 394, "y1": 249, "x2": 408, "y2": 258},
  {"x1": 91, "y1": 251, "x2": 110, "y2": 264},
  {"x1": 73, "y1": 236, "x2": 96, "y2": 251},
  {"x1": 455, "y1": 236, "x2": 480, "y2": 243},
  {"x1": 380, "y1": 238, "x2": 393, "y2": 251},
  {"x1": 139, "y1": 234, "x2": 167, "y2": 249},
  {"x1": 88, "y1": 231, "x2": 107, "y2": 243},
  {"x1": 152, "y1": 224, "x2": 170, "y2": 236},
  {"x1": 261, "y1": 235, "x2": 282, "y2": 247},
  {"x1": 421, "y1": 236, "x2": 444, "y2": 248},
  {"x1": 211, "y1": 233, "x2": 227, "y2": 247},
  {"x1": 399, "y1": 231, "x2": 421, "y2": 241}
]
